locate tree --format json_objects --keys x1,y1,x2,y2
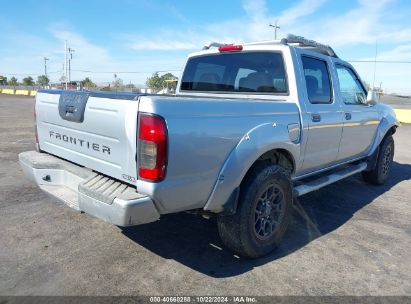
[
  {"x1": 146, "y1": 72, "x2": 178, "y2": 92},
  {"x1": 146, "y1": 72, "x2": 162, "y2": 92},
  {"x1": 37, "y1": 75, "x2": 49, "y2": 86},
  {"x1": 0, "y1": 75, "x2": 7, "y2": 85},
  {"x1": 125, "y1": 83, "x2": 136, "y2": 89},
  {"x1": 112, "y1": 77, "x2": 124, "y2": 91},
  {"x1": 22, "y1": 76, "x2": 35, "y2": 86},
  {"x1": 83, "y1": 77, "x2": 97, "y2": 89},
  {"x1": 162, "y1": 73, "x2": 178, "y2": 82},
  {"x1": 9, "y1": 76, "x2": 18, "y2": 86}
]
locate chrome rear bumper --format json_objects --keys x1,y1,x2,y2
[{"x1": 19, "y1": 151, "x2": 160, "y2": 226}]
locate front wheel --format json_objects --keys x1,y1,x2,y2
[
  {"x1": 217, "y1": 163, "x2": 292, "y2": 258},
  {"x1": 362, "y1": 135, "x2": 394, "y2": 185}
]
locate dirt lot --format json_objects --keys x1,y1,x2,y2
[{"x1": 0, "y1": 95, "x2": 410, "y2": 296}]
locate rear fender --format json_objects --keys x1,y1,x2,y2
[{"x1": 203, "y1": 122, "x2": 299, "y2": 213}]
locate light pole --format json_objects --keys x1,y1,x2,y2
[
  {"x1": 269, "y1": 20, "x2": 280, "y2": 40},
  {"x1": 44, "y1": 57, "x2": 49, "y2": 78},
  {"x1": 65, "y1": 40, "x2": 68, "y2": 89}
]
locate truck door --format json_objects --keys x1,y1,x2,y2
[
  {"x1": 298, "y1": 54, "x2": 344, "y2": 172},
  {"x1": 333, "y1": 64, "x2": 379, "y2": 161}
]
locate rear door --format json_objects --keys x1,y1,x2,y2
[
  {"x1": 333, "y1": 64, "x2": 379, "y2": 160},
  {"x1": 36, "y1": 91, "x2": 140, "y2": 185},
  {"x1": 296, "y1": 51, "x2": 344, "y2": 172}
]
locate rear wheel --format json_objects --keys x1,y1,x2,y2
[
  {"x1": 362, "y1": 135, "x2": 394, "y2": 185},
  {"x1": 217, "y1": 163, "x2": 292, "y2": 258}
]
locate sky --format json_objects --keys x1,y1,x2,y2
[{"x1": 1, "y1": 0, "x2": 411, "y2": 93}]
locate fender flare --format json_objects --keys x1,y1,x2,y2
[
  {"x1": 368, "y1": 115, "x2": 399, "y2": 158},
  {"x1": 365, "y1": 112, "x2": 398, "y2": 171},
  {"x1": 203, "y1": 122, "x2": 299, "y2": 213}
]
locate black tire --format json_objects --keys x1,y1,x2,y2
[
  {"x1": 217, "y1": 163, "x2": 293, "y2": 258},
  {"x1": 362, "y1": 135, "x2": 394, "y2": 185}
]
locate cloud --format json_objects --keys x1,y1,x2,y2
[
  {"x1": 295, "y1": 0, "x2": 408, "y2": 47},
  {"x1": 124, "y1": 0, "x2": 411, "y2": 93},
  {"x1": 377, "y1": 44, "x2": 411, "y2": 61},
  {"x1": 126, "y1": 0, "x2": 411, "y2": 52},
  {"x1": 243, "y1": 0, "x2": 267, "y2": 21},
  {"x1": 126, "y1": 0, "x2": 328, "y2": 50},
  {"x1": 128, "y1": 30, "x2": 200, "y2": 51},
  {"x1": 0, "y1": 25, "x2": 187, "y2": 85},
  {"x1": 50, "y1": 30, "x2": 109, "y2": 64},
  {"x1": 277, "y1": 0, "x2": 328, "y2": 25},
  {"x1": 2, "y1": 0, "x2": 411, "y2": 92}
]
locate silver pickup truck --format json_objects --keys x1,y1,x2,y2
[{"x1": 19, "y1": 35, "x2": 399, "y2": 258}]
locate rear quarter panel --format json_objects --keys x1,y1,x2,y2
[{"x1": 137, "y1": 96, "x2": 301, "y2": 214}]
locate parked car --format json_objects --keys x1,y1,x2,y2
[{"x1": 19, "y1": 34, "x2": 399, "y2": 258}]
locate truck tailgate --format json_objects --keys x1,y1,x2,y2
[{"x1": 36, "y1": 91, "x2": 141, "y2": 186}]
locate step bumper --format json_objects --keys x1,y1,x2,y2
[{"x1": 18, "y1": 150, "x2": 160, "y2": 226}]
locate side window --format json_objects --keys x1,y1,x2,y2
[
  {"x1": 301, "y1": 56, "x2": 332, "y2": 104},
  {"x1": 335, "y1": 65, "x2": 367, "y2": 105}
]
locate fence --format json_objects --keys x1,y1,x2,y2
[{"x1": 0, "y1": 85, "x2": 38, "y2": 96}]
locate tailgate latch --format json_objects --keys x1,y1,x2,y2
[{"x1": 65, "y1": 105, "x2": 75, "y2": 114}]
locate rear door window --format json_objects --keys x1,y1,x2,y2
[
  {"x1": 180, "y1": 52, "x2": 288, "y2": 94},
  {"x1": 301, "y1": 56, "x2": 333, "y2": 104}
]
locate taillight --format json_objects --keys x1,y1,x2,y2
[
  {"x1": 138, "y1": 113, "x2": 167, "y2": 181},
  {"x1": 218, "y1": 45, "x2": 243, "y2": 52}
]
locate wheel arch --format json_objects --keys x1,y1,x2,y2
[
  {"x1": 204, "y1": 143, "x2": 298, "y2": 214},
  {"x1": 368, "y1": 116, "x2": 398, "y2": 158}
]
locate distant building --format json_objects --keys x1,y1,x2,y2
[{"x1": 61, "y1": 81, "x2": 83, "y2": 90}]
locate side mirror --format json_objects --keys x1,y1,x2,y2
[{"x1": 366, "y1": 90, "x2": 379, "y2": 105}]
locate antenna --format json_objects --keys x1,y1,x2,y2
[{"x1": 372, "y1": 40, "x2": 378, "y2": 89}]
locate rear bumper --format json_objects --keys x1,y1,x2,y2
[{"x1": 18, "y1": 151, "x2": 160, "y2": 226}]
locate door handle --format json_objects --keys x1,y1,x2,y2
[
  {"x1": 311, "y1": 113, "x2": 321, "y2": 122},
  {"x1": 345, "y1": 112, "x2": 352, "y2": 120}
]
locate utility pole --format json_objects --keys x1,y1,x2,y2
[
  {"x1": 64, "y1": 40, "x2": 68, "y2": 90},
  {"x1": 43, "y1": 57, "x2": 49, "y2": 78},
  {"x1": 63, "y1": 40, "x2": 75, "y2": 90},
  {"x1": 68, "y1": 47, "x2": 75, "y2": 86},
  {"x1": 269, "y1": 20, "x2": 280, "y2": 40}
]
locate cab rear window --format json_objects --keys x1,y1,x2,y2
[{"x1": 180, "y1": 52, "x2": 288, "y2": 94}]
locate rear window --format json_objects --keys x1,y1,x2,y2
[{"x1": 180, "y1": 52, "x2": 288, "y2": 94}]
